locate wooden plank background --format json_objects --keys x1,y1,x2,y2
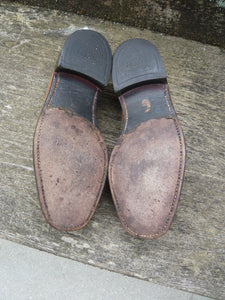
[
  {"x1": 0, "y1": 2, "x2": 225, "y2": 299},
  {"x1": 6, "y1": 0, "x2": 225, "y2": 47}
]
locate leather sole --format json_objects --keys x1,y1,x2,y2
[
  {"x1": 109, "y1": 39, "x2": 185, "y2": 239},
  {"x1": 33, "y1": 30, "x2": 112, "y2": 231}
]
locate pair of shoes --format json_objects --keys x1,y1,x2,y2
[{"x1": 33, "y1": 30, "x2": 185, "y2": 239}]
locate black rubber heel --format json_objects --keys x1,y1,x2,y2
[
  {"x1": 57, "y1": 30, "x2": 112, "y2": 88},
  {"x1": 112, "y1": 39, "x2": 166, "y2": 93}
]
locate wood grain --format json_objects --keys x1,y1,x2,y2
[
  {"x1": 6, "y1": 0, "x2": 225, "y2": 47},
  {"x1": 0, "y1": 2, "x2": 225, "y2": 299}
]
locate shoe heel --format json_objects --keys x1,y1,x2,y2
[
  {"x1": 57, "y1": 30, "x2": 112, "y2": 88},
  {"x1": 112, "y1": 38, "x2": 166, "y2": 93}
]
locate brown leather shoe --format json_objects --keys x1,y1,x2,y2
[
  {"x1": 109, "y1": 39, "x2": 185, "y2": 239},
  {"x1": 33, "y1": 30, "x2": 112, "y2": 231}
]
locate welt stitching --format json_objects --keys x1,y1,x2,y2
[
  {"x1": 36, "y1": 73, "x2": 60, "y2": 219},
  {"x1": 78, "y1": 125, "x2": 108, "y2": 229},
  {"x1": 92, "y1": 89, "x2": 99, "y2": 126},
  {"x1": 47, "y1": 73, "x2": 60, "y2": 108},
  {"x1": 163, "y1": 84, "x2": 174, "y2": 117},
  {"x1": 36, "y1": 114, "x2": 51, "y2": 220},
  {"x1": 163, "y1": 85, "x2": 184, "y2": 217},
  {"x1": 120, "y1": 95, "x2": 128, "y2": 134},
  {"x1": 87, "y1": 128, "x2": 108, "y2": 213}
]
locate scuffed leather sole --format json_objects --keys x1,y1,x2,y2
[
  {"x1": 109, "y1": 118, "x2": 185, "y2": 239},
  {"x1": 110, "y1": 39, "x2": 185, "y2": 239},
  {"x1": 34, "y1": 108, "x2": 107, "y2": 231},
  {"x1": 33, "y1": 30, "x2": 111, "y2": 230}
]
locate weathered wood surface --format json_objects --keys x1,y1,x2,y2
[
  {"x1": 0, "y1": 2, "x2": 225, "y2": 299},
  {"x1": 7, "y1": 0, "x2": 225, "y2": 47}
]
